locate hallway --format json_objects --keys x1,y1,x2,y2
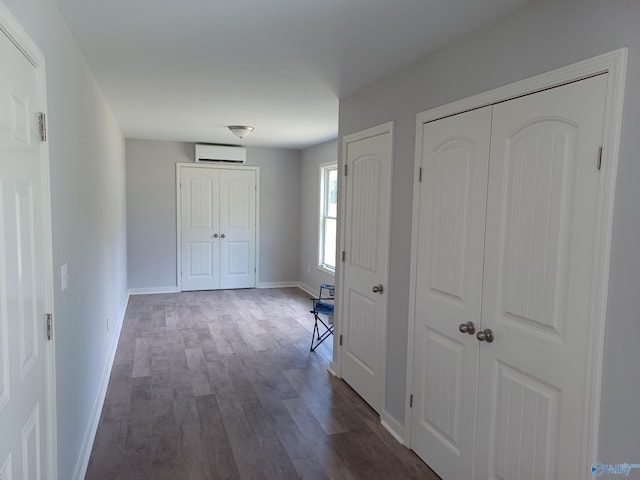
[{"x1": 86, "y1": 288, "x2": 438, "y2": 479}]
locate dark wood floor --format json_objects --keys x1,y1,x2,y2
[{"x1": 86, "y1": 288, "x2": 439, "y2": 480}]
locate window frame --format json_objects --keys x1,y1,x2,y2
[{"x1": 318, "y1": 162, "x2": 338, "y2": 274}]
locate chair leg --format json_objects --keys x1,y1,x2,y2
[
  {"x1": 310, "y1": 314, "x2": 334, "y2": 352},
  {"x1": 310, "y1": 318, "x2": 320, "y2": 351}
]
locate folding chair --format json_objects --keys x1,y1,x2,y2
[{"x1": 310, "y1": 283, "x2": 335, "y2": 352}]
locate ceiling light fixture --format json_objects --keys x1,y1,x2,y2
[{"x1": 227, "y1": 125, "x2": 254, "y2": 139}]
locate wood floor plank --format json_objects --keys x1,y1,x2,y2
[
  {"x1": 200, "y1": 426, "x2": 241, "y2": 480},
  {"x1": 85, "y1": 421, "x2": 126, "y2": 479},
  {"x1": 87, "y1": 287, "x2": 439, "y2": 480}
]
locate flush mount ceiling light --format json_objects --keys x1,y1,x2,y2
[{"x1": 227, "y1": 125, "x2": 254, "y2": 139}]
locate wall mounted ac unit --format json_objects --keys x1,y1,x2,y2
[{"x1": 195, "y1": 144, "x2": 246, "y2": 164}]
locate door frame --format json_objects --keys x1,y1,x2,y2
[
  {"x1": 405, "y1": 48, "x2": 627, "y2": 477},
  {"x1": 334, "y1": 121, "x2": 394, "y2": 406},
  {"x1": 0, "y1": 3, "x2": 58, "y2": 478},
  {"x1": 176, "y1": 162, "x2": 260, "y2": 291}
]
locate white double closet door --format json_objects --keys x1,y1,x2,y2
[
  {"x1": 180, "y1": 165, "x2": 256, "y2": 291},
  {"x1": 411, "y1": 75, "x2": 608, "y2": 479}
]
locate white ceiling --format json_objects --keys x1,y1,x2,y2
[{"x1": 53, "y1": 0, "x2": 530, "y2": 149}]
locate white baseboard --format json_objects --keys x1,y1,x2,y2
[
  {"x1": 381, "y1": 410, "x2": 406, "y2": 445},
  {"x1": 256, "y1": 281, "x2": 300, "y2": 289},
  {"x1": 73, "y1": 293, "x2": 129, "y2": 480},
  {"x1": 328, "y1": 361, "x2": 340, "y2": 378},
  {"x1": 130, "y1": 283, "x2": 314, "y2": 294},
  {"x1": 297, "y1": 282, "x2": 318, "y2": 297},
  {"x1": 128, "y1": 286, "x2": 180, "y2": 295}
]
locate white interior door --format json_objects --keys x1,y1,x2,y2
[
  {"x1": 0, "y1": 27, "x2": 52, "y2": 480},
  {"x1": 340, "y1": 125, "x2": 392, "y2": 413},
  {"x1": 475, "y1": 74, "x2": 608, "y2": 480},
  {"x1": 410, "y1": 107, "x2": 492, "y2": 479},
  {"x1": 219, "y1": 169, "x2": 256, "y2": 289},
  {"x1": 180, "y1": 167, "x2": 221, "y2": 291}
]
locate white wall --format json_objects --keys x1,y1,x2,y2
[
  {"x1": 2, "y1": 0, "x2": 128, "y2": 477},
  {"x1": 339, "y1": 0, "x2": 640, "y2": 462},
  {"x1": 299, "y1": 140, "x2": 338, "y2": 294},
  {"x1": 126, "y1": 139, "x2": 301, "y2": 290}
]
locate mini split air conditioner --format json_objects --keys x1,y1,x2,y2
[{"x1": 195, "y1": 144, "x2": 246, "y2": 164}]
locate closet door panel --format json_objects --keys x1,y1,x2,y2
[
  {"x1": 475, "y1": 74, "x2": 608, "y2": 480},
  {"x1": 181, "y1": 167, "x2": 220, "y2": 291},
  {"x1": 411, "y1": 106, "x2": 491, "y2": 480},
  {"x1": 219, "y1": 169, "x2": 256, "y2": 289}
]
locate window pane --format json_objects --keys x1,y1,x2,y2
[
  {"x1": 327, "y1": 168, "x2": 338, "y2": 218},
  {"x1": 323, "y1": 217, "x2": 337, "y2": 269}
]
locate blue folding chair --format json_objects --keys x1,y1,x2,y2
[{"x1": 310, "y1": 284, "x2": 335, "y2": 352}]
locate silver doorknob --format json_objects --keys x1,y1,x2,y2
[
  {"x1": 458, "y1": 322, "x2": 475, "y2": 335},
  {"x1": 212, "y1": 233, "x2": 219, "y2": 238},
  {"x1": 476, "y1": 329, "x2": 494, "y2": 343},
  {"x1": 372, "y1": 284, "x2": 384, "y2": 294},
  {"x1": 221, "y1": 234, "x2": 226, "y2": 238}
]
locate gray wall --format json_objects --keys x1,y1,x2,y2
[
  {"x1": 339, "y1": 0, "x2": 640, "y2": 462},
  {"x1": 126, "y1": 140, "x2": 301, "y2": 290},
  {"x1": 251, "y1": 147, "x2": 301, "y2": 285},
  {"x1": 3, "y1": 0, "x2": 128, "y2": 477},
  {"x1": 126, "y1": 140, "x2": 188, "y2": 289},
  {"x1": 299, "y1": 140, "x2": 338, "y2": 294}
]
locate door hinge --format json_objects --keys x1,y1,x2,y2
[
  {"x1": 597, "y1": 146, "x2": 603, "y2": 171},
  {"x1": 46, "y1": 313, "x2": 53, "y2": 341},
  {"x1": 341, "y1": 251, "x2": 346, "y2": 262},
  {"x1": 409, "y1": 394, "x2": 413, "y2": 408},
  {"x1": 339, "y1": 334, "x2": 343, "y2": 346},
  {"x1": 418, "y1": 167, "x2": 422, "y2": 182},
  {"x1": 344, "y1": 164, "x2": 348, "y2": 176},
  {"x1": 38, "y1": 113, "x2": 47, "y2": 142}
]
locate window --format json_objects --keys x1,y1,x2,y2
[{"x1": 319, "y1": 163, "x2": 338, "y2": 272}]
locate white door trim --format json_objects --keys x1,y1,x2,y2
[
  {"x1": 317, "y1": 160, "x2": 338, "y2": 277},
  {"x1": 335, "y1": 121, "x2": 394, "y2": 398},
  {"x1": 176, "y1": 162, "x2": 260, "y2": 291},
  {"x1": 0, "y1": 3, "x2": 58, "y2": 478},
  {"x1": 405, "y1": 48, "x2": 627, "y2": 477}
]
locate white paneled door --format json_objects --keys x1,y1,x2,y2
[
  {"x1": 340, "y1": 124, "x2": 392, "y2": 413},
  {"x1": 410, "y1": 106, "x2": 492, "y2": 479},
  {"x1": 181, "y1": 167, "x2": 220, "y2": 291},
  {"x1": 218, "y1": 169, "x2": 256, "y2": 289},
  {"x1": 180, "y1": 165, "x2": 256, "y2": 291},
  {"x1": 411, "y1": 75, "x2": 608, "y2": 480},
  {"x1": 0, "y1": 25, "x2": 53, "y2": 480},
  {"x1": 476, "y1": 75, "x2": 607, "y2": 480}
]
